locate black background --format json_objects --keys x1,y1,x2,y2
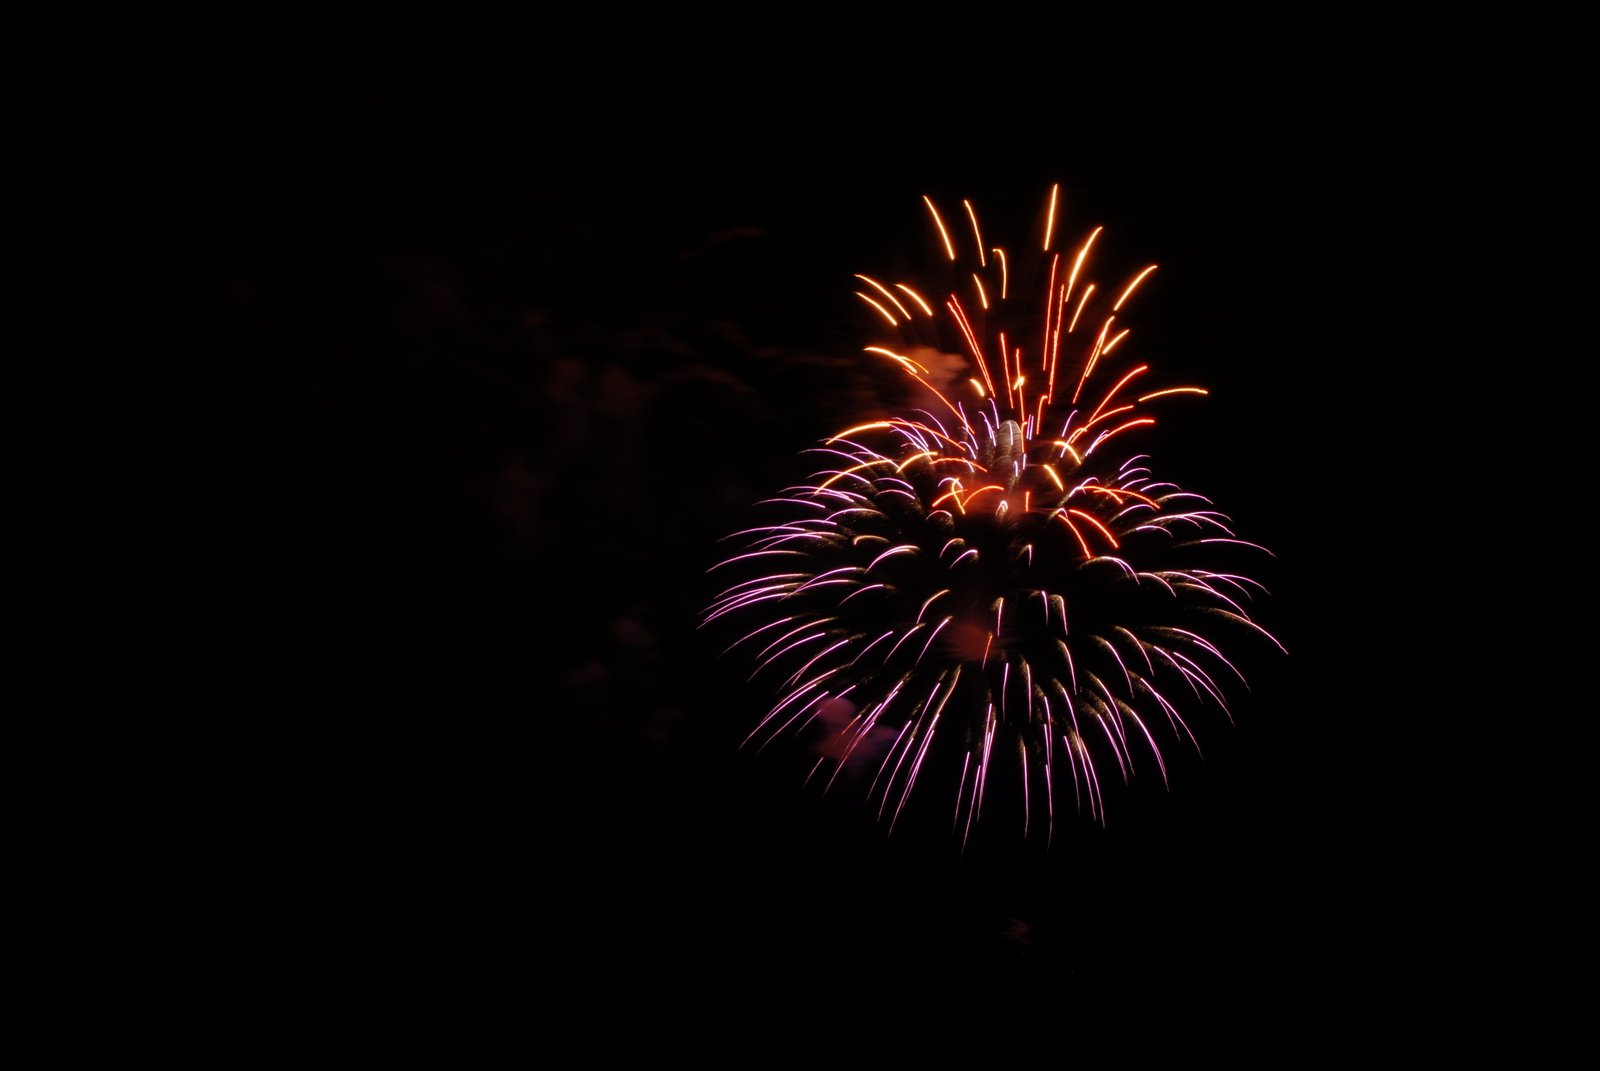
[{"x1": 43, "y1": 75, "x2": 1473, "y2": 1018}]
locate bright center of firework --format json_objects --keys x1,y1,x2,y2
[{"x1": 705, "y1": 185, "x2": 1282, "y2": 848}]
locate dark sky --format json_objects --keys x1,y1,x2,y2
[{"x1": 46, "y1": 80, "x2": 1463, "y2": 1009}]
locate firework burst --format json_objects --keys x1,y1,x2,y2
[{"x1": 704, "y1": 185, "x2": 1283, "y2": 849}]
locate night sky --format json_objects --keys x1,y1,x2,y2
[{"x1": 46, "y1": 79, "x2": 1468, "y2": 1016}]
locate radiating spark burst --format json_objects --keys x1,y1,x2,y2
[{"x1": 704, "y1": 185, "x2": 1283, "y2": 851}]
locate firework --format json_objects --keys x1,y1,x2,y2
[{"x1": 704, "y1": 185, "x2": 1282, "y2": 849}]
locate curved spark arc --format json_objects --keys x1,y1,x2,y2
[{"x1": 704, "y1": 184, "x2": 1280, "y2": 847}]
